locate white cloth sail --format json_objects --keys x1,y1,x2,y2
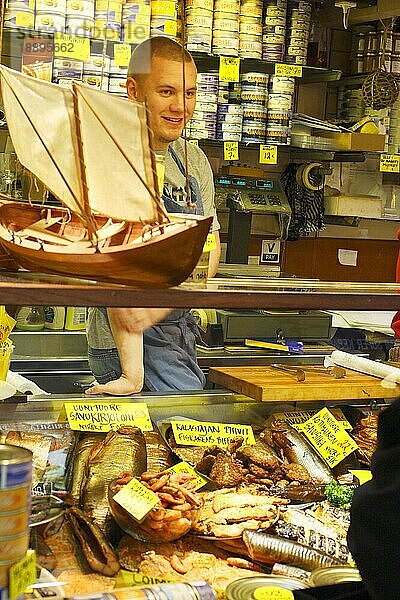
[
  {"x1": 0, "y1": 66, "x2": 84, "y2": 217},
  {"x1": 73, "y1": 83, "x2": 157, "y2": 223}
]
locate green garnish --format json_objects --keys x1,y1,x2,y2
[{"x1": 324, "y1": 480, "x2": 354, "y2": 510}]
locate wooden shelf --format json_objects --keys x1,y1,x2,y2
[{"x1": 0, "y1": 271, "x2": 398, "y2": 309}]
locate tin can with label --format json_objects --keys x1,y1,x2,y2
[
  {"x1": 186, "y1": 0, "x2": 213, "y2": 8},
  {"x1": 6, "y1": 0, "x2": 35, "y2": 8},
  {"x1": 268, "y1": 75, "x2": 295, "y2": 94},
  {"x1": 0, "y1": 445, "x2": 32, "y2": 490},
  {"x1": 267, "y1": 109, "x2": 291, "y2": 127},
  {"x1": 241, "y1": 86, "x2": 267, "y2": 105},
  {"x1": 214, "y1": 0, "x2": 240, "y2": 13},
  {"x1": 66, "y1": 0, "x2": 94, "y2": 16},
  {"x1": 265, "y1": 124, "x2": 291, "y2": 144},
  {"x1": 4, "y1": 8, "x2": 35, "y2": 29},
  {"x1": 226, "y1": 575, "x2": 309, "y2": 598},
  {"x1": 83, "y1": 54, "x2": 110, "y2": 73},
  {"x1": 193, "y1": 110, "x2": 217, "y2": 121},
  {"x1": 93, "y1": 18, "x2": 120, "y2": 38},
  {"x1": 185, "y1": 11, "x2": 213, "y2": 28},
  {"x1": 35, "y1": 10, "x2": 66, "y2": 31},
  {"x1": 72, "y1": 581, "x2": 217, "y2": 600},
  {"x1": 216, "y1": 131, "x2": 241, "y2": 141},
  {"x1": 108, "y1": 76, "x2": 127, "y2": 94},
  {"x1": 309, "y1": 566, "x2": 361, "y2": 587},
  {"x1": 239, "y1": 39, "x2": 262, "y2": 59},
  {"x1": 212, "y1": 35, "x2": 239, "y2": 56},
  {"x1": 242, "y1": 104, "x2": 267, "y2": 122},
  {"x1": 66, "y1": 15, "x2": 94, "y2": 36},
  {"x1": 268, "y1": 92, "x2": 293, "y2": 111},
  {"x1": 218, "y1": 103, "x2": 243, "y2": 114},
  {"x1": 82, "y1": 73, "x2": 109, "y2": 90},
  {"x1": 36, "y1": 0, "x2": 67, "y2": 13},
  {"x1": 197, "y1": 72, "x2": 218, "y2": 84},
  {"x1": 240, "y1": 71, "x2": 268, "y2": 86}
]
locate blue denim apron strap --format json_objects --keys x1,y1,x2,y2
[{"x1": 162, "y1": 145, "x2": 205, "y2": 216}]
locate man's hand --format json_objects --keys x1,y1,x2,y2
[
  {"x1": 107, "y1": 308, "x2": 172, "y2": 333},
  {"x1": 389, "y1": 339, "x2": 400, "y2": 362},
  {"x1": 85, "y1": 374, "x2": 142, "y2": 396}
]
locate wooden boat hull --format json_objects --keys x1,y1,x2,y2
[{"x1": 0, "y1": 203, "x2": 213, "y2": 288}]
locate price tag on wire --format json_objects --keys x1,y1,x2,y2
[
  {"x1": 188, "y1": 139, "x2": 199, "y2": 146},
  {"x1": 380, "y1": 154, "x2": 400, "y2": 173},
  {"x1": 219, "y1": 56, "x2": 240, "y2": 82},
  {"x1": 259, "y1": 144, "x2": 278, "y2": 164},
  {"x1": 114, "y1": 44, "x2": 131, "y2": 67},
  {"x1": 224, "y1": 141, "x2": 239, "y2": 161},
  {"x1": 275, "y1": 63, "x2": 303, "y2": 78},
  {"x1": 54, "y1": 33, "x2": 90, "y2": 61}
]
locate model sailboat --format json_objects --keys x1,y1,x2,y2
[{"x1": 0, "y1": 66, "x2": 212, "y2": 287}]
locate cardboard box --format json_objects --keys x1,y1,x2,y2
[
  {"x1": 324, "y1": 194, "x2": 382, "y2": 218},
  {"x1": 317, "y1": 131, "x2": 386, "y2": 152}
]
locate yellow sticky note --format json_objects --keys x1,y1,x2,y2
[
  {"x1": 350, "y1": 470, "x2": 372, "y2": 485},
  {"x1": 171, "y1": 420, "x2": 255, "y2": 447},
  {"x1": 114, "y1": 44, "x2": 132, "y2": 67},
  {"x1": 188, "y1": 139, "x2": 199, "y2": 146},
  {"x1": 9, "y1": 550, "x2": 36, "y2": 600},
  {"x1": 203, "y1": 233, "x2": 217, "y2": 253},
  {"x1": 54, "y1": 33, "x2": 90, "y2": 61},
  {"x1": 115, "y1": 570, "x2": 174, "y2": 588},
  {"x1": 219, "y1": 56, "x2": 240, "y2": 82},
  {"x1": 224, "y1": 141, "x2": 239, "y2": 161},
  {"x1": 151, "y1": 0, "x2": 177, "y2": 16},
  {"x1": 380, "y1": 154, "x2": 400, "y2": 173},
  {"x1": 16, "y1": 11, "x2": 34, "y2": 28},
  {"x1": 166, "y1": 461, "x2": 208, "y2": 490},
  {"x1": 267, "y1": 408, "x2": 352, "y2": 431},
  {"x1": 113, "y1": 477, "x2": 159, "y2": 522},
  {"x1": 259, "y1": 144, "x2": 278, "y2": 164},
  {"x1": 254, "y1": 587, "x2": 294, "y2": 600},
  {"x1": 164, "y1": 20, "x2": 177, "y2": 35},
  {"x1": 275, "y1": 63, "x2": 303, "y2": 78},
  {"x1": 64, "y1": 400, "x2": 153, "y2": 432},
  {"x1": 301, "y1": 407, "x2": 358, "y2": 468}
]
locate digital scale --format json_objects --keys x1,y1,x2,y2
[{"x1": 214, "y1": 174, "x2": 291, "y2": 264}]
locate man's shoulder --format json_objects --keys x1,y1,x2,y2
[{"x1": 170, "y1": 138, "x2": 208, "y2": 166}]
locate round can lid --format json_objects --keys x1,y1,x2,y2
[
  {"x1": 309, "y1": 566, "x2": 362, "y2": 587},
  {"x1": 0, "y1": 444, "x2": 32, "y2": 465},
  {"x1": 225, "y1": 575, "x2": 310, "y2": 600}
]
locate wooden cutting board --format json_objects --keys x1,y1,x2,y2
[{"x1": 208, "y1": 365, "x2": 400, "y2": 402}]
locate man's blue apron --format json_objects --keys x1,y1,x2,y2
[{"x1": 142, "y1": 145, "x2": 206, "y2": 391}]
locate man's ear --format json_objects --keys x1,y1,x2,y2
[{"x1": 126, "y1": 77, "x2": 138, "y2": 100}]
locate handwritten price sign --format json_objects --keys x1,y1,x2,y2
[
  {"x1": 54, "y1": 33, "x2": 90, "y2": 61},
  {"x1": 275, "y1": 63, "x2": 303, "y2": 78},
  {"x1": 114, "y1": 44, "x2": 131, "y2": 67},
  {"x1": 219, "y1": 56, "x2": 240, "y2": 82},
  {"x1": 224, "y1": 141, "x2": 239, "y2": 161},
  {"x1": 259, "y1": 144, "x2": 278, "y2": 164},
  {"x1": 9, "y1": 550, "x2": 36, "y2": 600},
  {"x1": 380, "y1": 154, "x2": 400, "y2": 173},
  {"x1": 254, "y1": 587, "x2": 294, "y2": 600}
]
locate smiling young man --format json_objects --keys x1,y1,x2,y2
[{"x1": 86, "y1": 37, "x2": 221, "y2": 396}]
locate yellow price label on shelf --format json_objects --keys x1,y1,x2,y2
[
  {"x1": 16, "y1": 11, "x2": 35, "y2": 28},
  {"x1": 259, "y1": 144, "x2": 278, "y2": 164},
  {"x1": 224, "y1": 140, "x2": 239, "y2": 161},
  {"x1": 113, "y1": 477, "x2": 159, "y2": 522},
  {"x1": 203, "y1": 233, "x2": 217, "y2": 253},
  {"x1": 115, "y1": 570, "x2": 174, "y2": 588},
  {"x1": 188, "y1": 139, "x2": 199, "y2": 146},
  {"x1": 9, "y1": 550, "x2": 36, "y2": 600},
  {"x1": 164, "y1": 20, "x2": 177, "y2": 35},
  {"x1": 64, "y1": 400, "x2": 153, "y2": 432},
  {"x1": 171, "y1": 420, "x2": 255, "y2": 447},
  {"x1": 166, "y1": 461, "x2": 208, "y2": 490},
  {"x1": 300, "y1": 407, "x2": 358, "y2": 468},
  {"x1": 151, "y1": 0, "x2": 177, "y2": 16},
  {"x1": 275, "y1": 63, "x2": 303, "y2": 78},
  {"x1": 350, "y1": 470, "x2": 373, "y2": 485},
  {"x1": 124, "y1": 24, "x2": 150, "y2": 44},
  {"x1": 114, "y1": 44, "x2": 132, "y2": 67},
  {"x1": 54, "y1": 33, "x2": 90, "y2": 61},
  {"x1": 219, "y1": 56, "x2": 240, "y2": 82},
  {"x1": 265, "y1": 408, "x2": 352, "y2": 431},
  {"x1": 254, "y1": 587, "x2": 294, "y2": 600},
  {"x1": 380, "y1": 154, "x2": 400, "y2": 173}
]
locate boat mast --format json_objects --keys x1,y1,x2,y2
[
  {"x1": 0, "y1": 1, "x2": 5, "y2": 67},
  {"x1": 145, "y1": 104, "x2": 169, "y2": 224},
  {"x1": 181, "y1": 29, "x2": 195, "y2": 211}
]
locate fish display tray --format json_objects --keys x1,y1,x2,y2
[{"x1": 208, "y1": 365, "x2": 400, "y2": 402}]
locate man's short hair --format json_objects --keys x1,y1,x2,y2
[{"x1": 127, "y1": 37, "x2": 194, "y2": 80}]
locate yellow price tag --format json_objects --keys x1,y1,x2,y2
[
  {"x1": 266, "y1": 408, "x2": 352, "y2": 431},
  {"x1": 9, "y1": 550, "x2": 36, "y2": 600},
  {"x1": 115, "y1": 570, "x2": 174, "y2": 588},
  {"x1": 54, "y1": 33, "x2": 90, "y2": 61},
  {"x1": 275, "y1": 63, "x2": 303, "y2": 77},
  {"x1": 114, "y1": 44, "x2": 132, "y2": 67},
  {"x1": 350, "y1": 470, "x2": 373, "y2": 485},
  {"x1": 124, "y1": 24, "x2": 150, "y2": 44},
  {"x1": 16, "y1": 11, "x2": 34, "y2": 28},
  {"x1": 254, "y1": 587, "x2": 294, "y2": 600},
  {"x1": 301, "y1": 407, "x2": 358, "y2": 468},
  {"x1": 166, "y1": 461, "x2": 208, "y2": 490},
  {"x1": 171, "y1": 420, "x2": 255, "y2": 447},
  {"x1": 164, "y1": 20, "x2": 177, "y2": 35},
  {"x1": 188, "y1": 139, "x2": 199, "y2": 146},
  {"x1": 224, "y1": 140, "x2": 239, "y2": 161},
  {"x1": 113, "y1": 477, "x2": 159, "y2": 522},
  {"x1": 259, "y1": 144, "x2": 278, "y2": 164},
  {"x1": 219, "y1": 56, "x2": 240, "y2": 82},
  {"x1": 203, "y1": 233, "x2": 217, "y2": 253},
  {"x1": 151, "y1": 0, "x2": 177, "y2": 16},
  {"x1": 64, "y1": 400, "x2": 153, "y2": 432},
  {"x1": 380, "y1": 154, "x2": 400, "y2": 173}
]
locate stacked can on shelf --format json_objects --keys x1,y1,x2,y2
[
  {"x1": 216, "y1": 104, "x2": 243, "y2": 141},
  {"x1": 4, "y1": 0, "x2": 35, "y2": 30},
  {"x1": 240, "y1": 71, "x2": 268, "y2": 142},
  {"x1": 65, "y1": 0, "x2": 94, "y2": 38},
  {"x1": 262, "y1": 0, "x2": 286, "y2": 63},
  {"x1": 188, "y1": 71, "x2": 218, "y2": 140},
  {"x1": 212, "y1": 0, "x2": 240, "y2": 57},
  {"x1": 185, "y1": 0, "x2": 213, "y2": 52},
  {"x1": 150, "y1": 0, "x2": 178, "y2": 39},
  {"x1": 266, "y1": 74, "x2": 294, "y2": 144},
  {"x1": 239, "y1": 0, "x2": 262, "y2": 59},
  {"x1": 285, "y1": 0, "x2": 311, "y2": 66},
  {"x1": 35, "y1": 0, "x2": 65, "y2": 33},
  {"x1": 109, "y1": 56, "x2": 128, "y2": 95},
  {"x1": 93, "y1": 0, "x2": 122, "y2": 40},
  {"x1": 82, "y1": 52, "x2": 110, "y2": 89},
  {"x1": 122, "y1": 0, "x2": 150, "y2": 45},
  {"x1": 337, "y1": 85, "x2": 365, "y2": 122},
  {"x1": 53, "y1": 56, "x2": 84, "y2": 87},
  {"x1": 0, "y1": 444, "x2": 32, "y2": 600}
]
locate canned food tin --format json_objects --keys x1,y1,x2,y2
[
  {"x1": 265, "y1": 15, "x2": 286, "y2": 26},
  {"x1": 262, "y1": 42, "x2": 284, "y2": 53},
  {"x1": 240, "y1": 71, "x2": 268, "y2": 86},
  {"x1": 83, "y1": 54, "x2": 110, "y2": 73},
  {"x1": 0, "y1": 445, "x2": 32, "y2": 490},
  {"x1": 197, "y1": 83, "x2": 219, "y2": 94},
  {"x1": 66, "y1": 0, "x2": 94, "y2": 16},
  {"x1": 35, "y1": 11, "x2": 66, "y2": 31},
  {"x1": 108, "y1": 76, "x2": 127, "y2": 94},
  {"x1": 216, "y1": 121, "x2": 242, "y2": 132},
  {"x1": 36, "y1": 0, "x2": 67, "y2": 13},
  {"x1": 95, "y1": 8, "x2": 122, "y2": 21},
  {"x1": 212, "y1": 38, "x2": 239, "y2": 56},
  {"x1": 190, "y1": 129, "x2": 216, "y2": 139},
  {"x1": 265, "y1": 6, "x2": 286, "y2": 17},
  {"x1": 185, "y1": 13, "x2": 213, "y2": 28},
  {"x1": 268, "y1": 75, "x2": 295, "y2": 94},
  {"x1": 267, "y1": 109, "x2": 291, "y2": 126},
  {"x1": 72, "y1": 582, "x2": 217, "y2": 600},
  {"x1": 214, "y1": 0, "x2": 240, "y2": 12},
  {"x1": 262, "y1": 49, "x2": 284, "y2": 62},
  {"x1": 192, "y1": 111, "x2": 217, "y2": 121},
  {"x1": 226, "y1": 575, "x2": 309, "y2": 598},
  {"x1": 191, "y1": 119, "x2": 217, "y2": 130},
  {"x1": 186, "y1": 0, "x2": 213, "y2": 7},
  {"x1": 241, "y1": 87, "x2": 267, "y2": 104},
  {"x1": 150, "y1": 18, "x2": 177, "y2": 37},
  {"x1": 239, "y1": 21, "x2": 262, "y2": 35},
  {"x1": 66, "y1": 15, "x2": 94, "y2": 36},
  {"x1": 213, "y1": 17, "x2": 239, "y2": 32},
  {"x1": 0, "y1": 532, "x2": 29, "y2": 562},
  {"x1": 0, "y1": 486, "x2": 29, "y2": 512},
  {"x1": 242, "y1": 105, "x2": 267, "y2": 121},
  {"x1": 186, "y1": 41, "x2": 212, "y2": 53},
  {"x1": 94, "y1": 20, "x2": 120, "y2": 38},
  {"x1": 285, "y1": 54, "x2": 307, "y2": 65},
  {"x1": 217, "y1": 112, "x2": 243, "y2": 124},
  {"x1": 239, "y1": 43, "x2": 262, "y2": 59},
  {"x1": 109, "y1": 60, "x2": 128, "y2": 75},
  {"x1": 264, "y1": 0, "x2": 287, "y2": 6},
  {"x1": 82, "y1": 73, "x2": 109, "y2": 90},
  {"x1": 6, "y1": 0, "x2": 35, "y2": 8},
  {"x1": 263, "y1": 24, "x2": 285, "y2": 35},
  {"x1": 0, "y1": 511, "x2": 29, "y2": 537},
  {"x1": 195, "y1": 101, "x2": 218, "y2": 111},
  {"x1": 239, "y1": 4, "x2": 262, "y2": 17},
  {"x1": 263, "y1": 33, "x2": 285, "y2": 44},
  {"x1": 4, "y1": 8, "x2": 35, "y2": 29},
  {"x1": 217, "y1": 103, "x2": 243, "y2": 114},
  {"x1": 309, "y1": 566, "x2": 362, "y2": 587},
  {"x1": 197, "y1": 72, "x2": 218, "y2": 84},
  {"x1": 216, "y1": 131, "x2": 241, "y2": 141},
  {"x1": 268, "y1": 93, "x2": 293, "y2": 110},
  {"x1": 265, "y1": 125, "x2": 291, "y2": 144},
  {"x1": 96, "y1": 0, "x2": 123, "y2": 11},
  {"x1": 196, "y1": 91, "x2": 218, "y2": 104}
]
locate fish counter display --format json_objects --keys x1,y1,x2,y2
[{"x1": 0, "y1": 398, "x2": 380, "y2": 598}]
